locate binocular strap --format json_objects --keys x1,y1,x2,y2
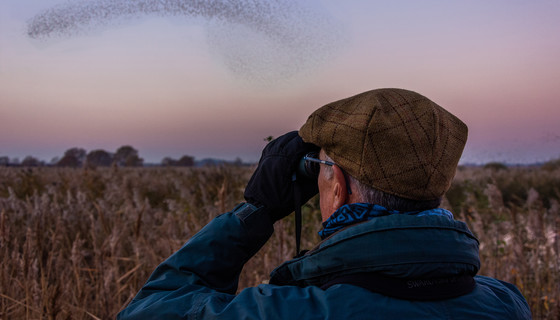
[{"x1": 292, "y1": 174, "x2": 305, "y2": 258}]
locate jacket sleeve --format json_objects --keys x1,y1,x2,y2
[{"x1": 117, "y1": 203, "x2": 276, "y2": 320}]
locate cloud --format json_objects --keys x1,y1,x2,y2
[{"x1": 27, "y1": 0, "x2": 345, "y2": 83}]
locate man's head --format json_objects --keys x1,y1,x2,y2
[{"x1": 299, "y1": 88, "x2": 468, "y2": 219}]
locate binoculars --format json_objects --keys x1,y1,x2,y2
[{"x1": 297, "y1": 152, "x2": 335, "y2": 180}]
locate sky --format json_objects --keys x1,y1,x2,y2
[{"x1": 1, "y1": 0, "x2": 559, "y2": 164}]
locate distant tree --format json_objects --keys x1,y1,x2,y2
[
  {"x1": 125, "y1": 154, "x2": 143, "y2": 167},
  {"x1": 58, "y1": 147, "x2": 87, "y2": 167},
  {"x1": 483, "y1": 162, "x2": 508, "y2": 171},
  {"x1": 86, "y1": 149, "x2": 113, "y2": 167},
  {"x1": 114, "y1": 145, "x2": 143, "y2": 167},
  {"x1": 0, "y1": 156, "x2": 9, "y2": 166},
  {"x1": 57, "y1": 155, "x2": 81, "y2": 167},
  {"x1": 161, "y1": 157, "x2": 177, "y2": 166},
  {"x1": 161, "y1": 155, "x2": 194, "y2": 167},
  {"x1": 66, "y1": 148, "x2": 86, "y2": 164},
  {"x1": 176, "y1": 155, "x2": 194, "y2": 167},
  {"x1": 21, "y1": 156, "x2": 42, "y2": 167}
]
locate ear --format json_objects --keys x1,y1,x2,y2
[{"x1": 331, "y1": 165, "x2": 349, "y2": 210}]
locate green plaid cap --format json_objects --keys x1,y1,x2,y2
[{"x1": 299, "y1": 88, "x2": 468, "y2": 200}]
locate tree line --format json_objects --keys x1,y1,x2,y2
[{"x1": 0, "y1": 145, "x2": 195, "y2": 168}]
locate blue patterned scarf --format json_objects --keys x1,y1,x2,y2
[{"x1": 318, "y1": 203, "x2": 454, "y2": 240}]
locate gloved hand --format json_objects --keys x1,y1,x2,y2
[{"x1": 244, "y1": 131, "x2": 319, "y2": 222}]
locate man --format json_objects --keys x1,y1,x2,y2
[{"x1": 118, "y1": 88, "x2": 531, "y2": 319}]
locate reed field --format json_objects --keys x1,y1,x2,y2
[{"x1": 0, "y1": 163, "x2": 558, "y2": 319}]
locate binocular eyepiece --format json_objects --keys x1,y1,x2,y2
[
  {"x1": 297, "y1": 155, "x2": 317, "y2": 179},
  {"x1": 297, "y1": 152, "x2": 352, "y2": 194},
  {"x1": 297, "y1": 152, "x2": 334, "y2": 180}
]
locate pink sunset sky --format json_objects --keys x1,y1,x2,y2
[{"x1": 1, "y1": 0, "x2": 559, "y2": 164}]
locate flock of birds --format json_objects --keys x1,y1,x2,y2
[{"x1": 27, "y1": 0, "x2": 344, "y2": 83}]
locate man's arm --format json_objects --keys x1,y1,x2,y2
[
  {"x1": 118, "y1": 132, "x2": 319, "y2": 319},
  {"x1": 117, "y1": 203, "x2": 274, "y2": 319}
]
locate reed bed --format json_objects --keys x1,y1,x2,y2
[{"x1": 0, "y1": 164, "x2": 558, "y2": 319}]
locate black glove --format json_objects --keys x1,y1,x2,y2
[{"x1": 244, "y1": 131, "x2": 319, "y2": 222}]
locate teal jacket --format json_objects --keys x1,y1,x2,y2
[{"x1": 118, "y1": 203, "x2": 531, "y2": 319}]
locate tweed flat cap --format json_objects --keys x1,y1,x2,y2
[{"x1": 299, "y1": 88, "x2": 468, "y2": 200}]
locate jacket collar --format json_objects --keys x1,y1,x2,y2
[{"x1": 270, "y1": 214, "x2": 480, "y2": 287}]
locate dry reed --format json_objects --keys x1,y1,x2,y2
[{"x1": 0, "y1": 164, "x2": 558, "y2": 319}]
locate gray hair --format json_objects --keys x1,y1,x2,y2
[{"x1": 321, "y1": 153, "x2": 441, "y2": 212}]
